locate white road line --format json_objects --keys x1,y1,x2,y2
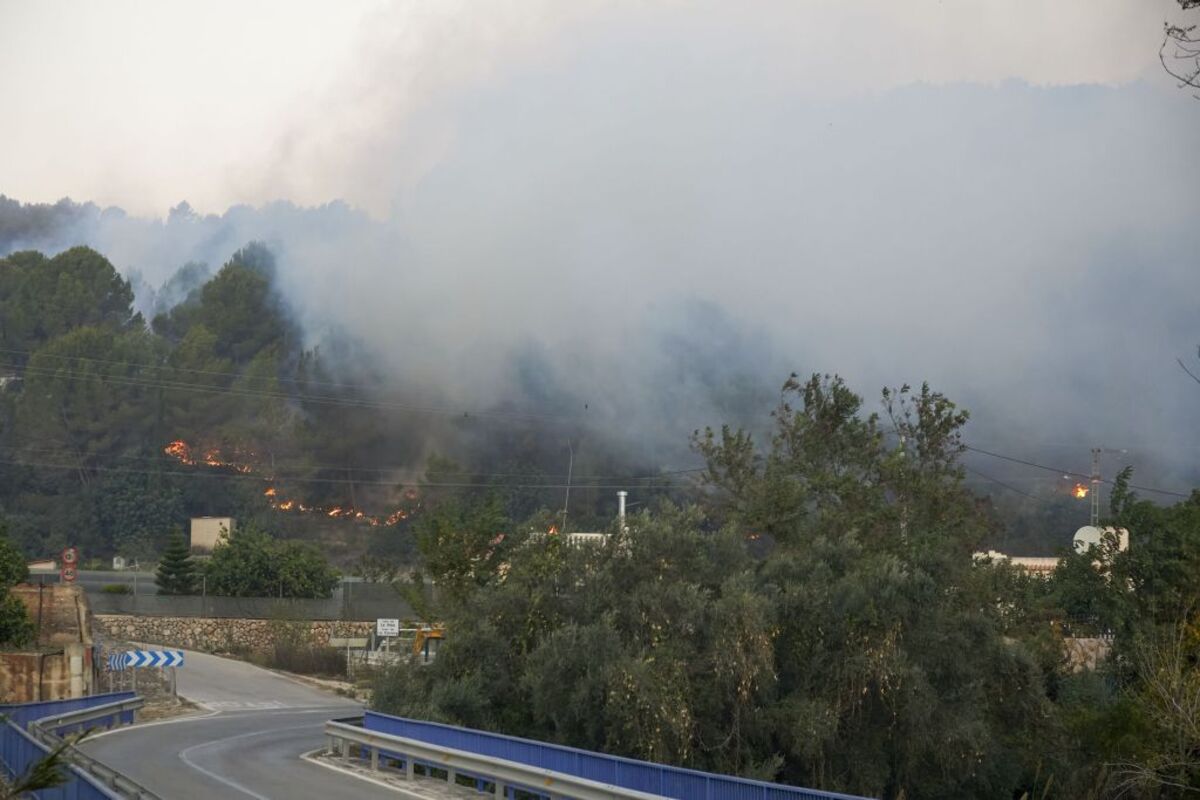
[
  {"x1": 177, "y1": 720, "x2": 328, "y2": 799},
  {"x1": 84, "y1": 708, "x2": 222, "y2": 740}
]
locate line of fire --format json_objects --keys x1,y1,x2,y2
[{"x1": 162, "y1": 439, "x2": 417, "y2": 527}]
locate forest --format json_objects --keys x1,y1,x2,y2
[
  {"x1": 3, "y1": 240, "x2": 1200, "y2": 797},
  {"x1": 0, "y1": 241, "x2": 654, "y2": 569}
]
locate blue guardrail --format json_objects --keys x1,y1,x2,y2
[
  {"x1": 0, "y1": 692, "x2": 135, "y2": 800},
  {"x1": 364, "y1": 711, "x2": 872, "y2": 800}
]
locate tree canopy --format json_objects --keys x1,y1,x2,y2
[{"x1": 202, "y1": 524, "x2": 339, "y2": 599}]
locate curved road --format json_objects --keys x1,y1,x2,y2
[{"x1": 80, "y1": 650, "x2": 397, "y2": 799}]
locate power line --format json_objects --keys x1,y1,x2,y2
[
  {"x1": 0, "y1": 440, "x2": 705, "y2": 483},
  {"x1": 0, "y1": 455, "x2": 696, "y2": 492},
  {"x1": 964, "y1": 444, "x2": 1190, "y2": 499},
  {"x1": 963, "y1": 465, "x2": 1038, "y2": 499},
  {"x1": 2, "y1": 359, "x2": 580, "y2": 423},
  {"x1": 0, "y1": 347, "x2": 397, "y2": 392}
]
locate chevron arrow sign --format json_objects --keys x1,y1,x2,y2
[{"x1": 119, "y1": 650, "x2": 185, "y2": 669}]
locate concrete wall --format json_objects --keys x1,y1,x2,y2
[
  {"x1": 0, "y1": 584, "x2": 95, "y2": 702},
  {"x1": 189, "y1": 516, "x2": 234, "y2": 554},
  {"x1": 94, "y1": 614, "x2": 375, "y2": 655},
  {"x1": 0, "y1": 645, "x2": 92, "y2": 703}
]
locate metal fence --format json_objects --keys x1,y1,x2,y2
[
  {"x1": 0, "y1": 692, "x2": 137, "y2": 800},
  {"x1": 363, "y1": 712, "x2": 871, "y2": 800},
  {"x1": 86, "y1": 581, "x2": 416, "y2": 621}
]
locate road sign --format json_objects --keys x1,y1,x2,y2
[
  {"x1": 60, "y1": 547, "x2": 78, "y2": 583},
  {"x1": 108, "y1": 650, "x2": 185, "y2": 670},
  {"x1": 376, "y1": 618, "x2": 399, "y2": 637}
]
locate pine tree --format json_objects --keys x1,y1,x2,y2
[{"x1": 155, "y1": 532, "x2": 196, "y2": 595}]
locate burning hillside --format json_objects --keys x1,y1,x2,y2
[{"x1": 163, "y1": 438, "x2": 416, "y2": 526}]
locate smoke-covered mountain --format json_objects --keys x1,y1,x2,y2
[{"x1": 2, "y1": 80, "x2": 1198, "y2": 509}]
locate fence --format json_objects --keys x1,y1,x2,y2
[
  {"x1": 363, "y1": 712, "x2": 871, "y2": 800},
  {"x1": 0, "y1": 692, "x2": 137, "y2": 799},
  {"x1": 85, "y1": 581, "x2": 417, "y2": 621}
]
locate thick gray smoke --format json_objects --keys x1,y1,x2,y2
[{"x1": 2, "y1": 14, "x2": 1199, "y2": 489}]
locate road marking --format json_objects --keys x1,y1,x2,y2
[
  {"x1": 178, "y1": 720, "x2": 329, "y2": 800},
  {"x1": 83, "y1": 708, "x2": 222, "y2": 740},
  {"x1": 196, "y1": 700, "x2": 291, "y2": 711}
]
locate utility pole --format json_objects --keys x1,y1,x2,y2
[
  {"x1": 1090, "y1": 446, "x2": 1129, "y2": 527},
  {"x1": 561, "y1": 439, "x2": 574, "y2": 534}
]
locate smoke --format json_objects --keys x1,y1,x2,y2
[{"x1": 2, "y1": 1, "x2": 1199, "y2": 489}]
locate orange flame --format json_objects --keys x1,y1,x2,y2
[
  {"x1": 1074, "y1": 483, "x2": 1089, "y2": 499},
  {"x1": 164, "y1": 440, "x2": 194, "y2": 464},
  {"x1": 166, "y1": 438, "x2": 418, "y2": 526}
]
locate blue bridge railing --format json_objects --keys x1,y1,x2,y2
[
  {"x1": 363, "y1": 711, "x2": 870, "y2": 800},
  {"x1": 0, "y1": 692, "x2": 135, "y2": 800}
]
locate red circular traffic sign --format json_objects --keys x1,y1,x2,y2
[{"x1": 61, "y1": 547, "x2": 78, "y2": 565}]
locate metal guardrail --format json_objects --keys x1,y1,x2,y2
[
  {"x1": 325, "y1": 718, "x2": 667, "y2": 800},
  {"x1": 28, "y1": 697, "x2": 163, "y2": 800},
  {"x1": 362, "y1": 711, "x2": 870, "y2": 800}
]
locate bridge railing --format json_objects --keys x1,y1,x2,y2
[
  {"x1": 361, "y1": 711, "x2": 871, "y2": 800},
  {"x1": 0, "y1": 692, "x2": 157, "y2": 799},
  {"x1": 327, "y1": 717, "x2": 669, "y2": 800}
]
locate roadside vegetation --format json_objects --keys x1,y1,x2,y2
[{"x1": 374, "y1": 375, "x2": 1200, "y2": 799}]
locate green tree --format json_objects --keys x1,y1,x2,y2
[
  {"x1": 14, "y1": 326, "x2": 165, "y2": 481},
  {"x1": 0, "y1": 246, "x2": 137, "y2": 361},
  {"x1": 375, "y1": 375, "x2": 1062, "y2": 800},
  {"x1": 414, "y1": 493, "x2": 515, "y2": 603},
  {"x1": 202, "y1": 524, "x2": 339, "y2": 598},
  {"x1": 93, "y1": 471, "x2": 185, "y2": 561},
  {"x1": 155, "y1": 531, "x2": 196, "y2": 595},
  {"x1": 0, "y1": 522, "x2": 34, "y2": 647}
]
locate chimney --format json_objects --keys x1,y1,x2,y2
[{"x1": 617, "y1": 491, "x2": 628, "y2": 531}]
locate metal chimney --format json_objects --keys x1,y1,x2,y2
[{"x1": 617, "y1": 491, "x2": 627, "y2": 530}]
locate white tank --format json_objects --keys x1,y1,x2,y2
[
  {"x1": 1073, "y1": 525, "x2": 1130, "y2": 554},
  {"x1": 1073, "y1": 526, "x2": 1103, "y2": 554}
]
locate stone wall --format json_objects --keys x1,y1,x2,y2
[{"x1": 94, "y1": 614, "x2": 374, "y2": 655}]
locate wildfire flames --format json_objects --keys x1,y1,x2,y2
[
  {"x1": 1073, "y1": 483, "x2": 1089, "y2": 499},
  {"x1": 263, "y1": 485, "x2": 410, "y2": 527},
  {"x1": 163, "y1": 438, "x2": 415, "y2": 527},
  {"x1": 163, "y1": 440, "x2": 253, "y2": 473}
]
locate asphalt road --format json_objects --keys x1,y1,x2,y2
[{"x1": 80, "y1": 649, "x2": 397, "y2": 799}]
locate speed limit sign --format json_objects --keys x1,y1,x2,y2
[{"x1": 60, "y1": 547, "x2": 79, "y2": 583}]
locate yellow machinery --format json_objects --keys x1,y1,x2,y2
[{"x1": 412, "y1": 625, "x2": 445, "y2": 663}]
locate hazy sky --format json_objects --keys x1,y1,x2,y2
[
  {"x1": 0, "y1": 0, "x2": 1189, "y2": 215},
  {"x1": 2, "y1": 1, "x2": 1198, "y2": 487}
]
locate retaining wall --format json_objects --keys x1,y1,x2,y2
[{"x1": 93, "y1": 614, "x2": 375, "y2": 654}]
